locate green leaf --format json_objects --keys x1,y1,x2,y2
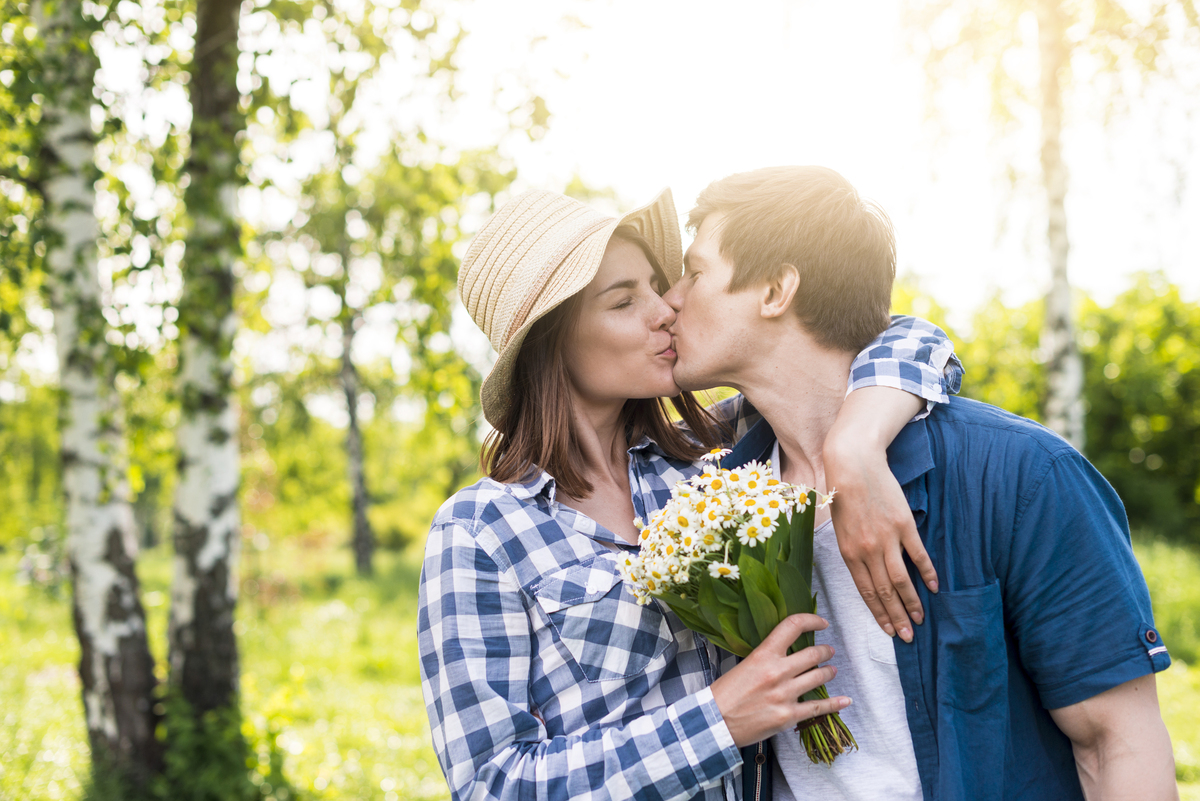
[
  {"x1": 696, "y1": 578, "x2": 724, "y2": 631},
  {"x1": 738, "y1": 551, "x2": 769, "y2": 597},
  {"x1": 663, "y1": 597, "x2": 717, "y2": 639},
  {"x1": 738, "y1": 596, "x2": 761, "y2": 650},
  {"x1": 776, "y1": 559, "x2": 814, "y2": 617},
  {"x1": 788, "y1": 496, "x2": 817, "y2": 581},
  {"x1": 766, "y1": 520, "x2": 783, "y2": 564},
  {"x1": 741, "y1": 555, "x2": 786, "y2": 618},
  {"x1": 746, "y1": 586, "x2": 781, "y2": 643},
  {"x1": 710, "y1": 574, "x2": 742, "y2": 610},
  {"x1": 717, "y1": 612, "x2": 754, "y2": 657}
]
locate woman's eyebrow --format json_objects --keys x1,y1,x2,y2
[{"x1": 596, "y1": 278, "x2": 639, "y2": 296}]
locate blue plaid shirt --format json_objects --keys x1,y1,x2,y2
[{"x1": 418, "y1": 315, "x2": 963, "y2": 801}]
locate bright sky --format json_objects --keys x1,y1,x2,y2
[
  {"x1": 447, "y1": 0, "x2": 1200, "y2": 330},
  {"x1": 13, "y1": 0, "x2": 1198, "y2": 408}
]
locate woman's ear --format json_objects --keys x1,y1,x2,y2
[{"x1": 760, "y1": 264, "x2": 800, "y2": 319}]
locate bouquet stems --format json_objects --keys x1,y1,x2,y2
[{"x1": 797, "y1": 685, "x2": 858, "y2": 764}]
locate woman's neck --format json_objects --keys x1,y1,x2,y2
[
  {"x1": 569, "y1": 396, "x2": 629, "y2": 487},
  {"x1": 556, "y1": 394, "x2": 641, "y2": 545}
]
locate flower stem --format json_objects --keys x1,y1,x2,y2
[{"x1": 793, "y1": 684, "x2": 858, "y2": 764}]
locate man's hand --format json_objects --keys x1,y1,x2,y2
[
  {"x1": 1049, "y1": 673, "x2": 1177, "y2": 800},
  {"x1": 824, "y1": 387, "x2": 938, "y2": 643},
  {"x1": 711, "y1": 614, "x2": 851, "y2": 748}
]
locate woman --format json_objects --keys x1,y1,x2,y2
[{"x1": 418, "y1": 188, "x2": 960, "y2": 801}]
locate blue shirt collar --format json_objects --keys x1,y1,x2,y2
[
  {"x1": 885, "y1": 417, "x2": 936, "y2": 488},
  {"x1": 727, "y1": 415, "x2": 937, "y2": 502}
]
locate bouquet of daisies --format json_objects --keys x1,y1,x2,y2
[{"x1": 619, "y1": 448, "x2": 857, "y2": 765}]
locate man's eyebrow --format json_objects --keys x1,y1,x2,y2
[{"x1": 684, "y1": 250, "x2": 709, "y2": 270}]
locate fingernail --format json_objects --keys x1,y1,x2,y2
[
  {"x1": 900, "y1": 627, "x2": 912, "y2": 642},
  {"x1": 929, "y1": 580, "x2": 939, "y2": 594},
  {"x1": 884, "y1": 623, "x2": 896, "y2": 637},
  {"x1": 912, "y1": 611, "x2": 924, "y2": 625},
  {"x1": 840, "y1": 698, "x2": 852, "y2": 709}
]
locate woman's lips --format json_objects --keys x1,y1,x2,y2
[{"x1": 658, "y1": 346, "x2": 676, "y2": 358}]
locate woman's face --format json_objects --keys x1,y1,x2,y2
[{"x1": 562, "y1": 238, "x2": 680, "y2": 408}]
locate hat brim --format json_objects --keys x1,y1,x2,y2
[{"x1": 479, "y1": 188, "x2": 682, "y2": 427}]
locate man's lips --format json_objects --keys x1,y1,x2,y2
[{"x1": 658, "y1": 346, "x2": 676, "y2": 358}]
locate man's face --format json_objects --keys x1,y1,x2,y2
[{"x1": 662, "y1": 213, "x2": 762, "y2": 391}]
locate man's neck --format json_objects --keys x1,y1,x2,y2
[{"x1": 732, "y1": 330, "x2": 854, "y2": 489}]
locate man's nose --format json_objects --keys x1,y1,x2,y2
[{"x1": 662, "y1": 282, "x2": 683, "y2": 312}]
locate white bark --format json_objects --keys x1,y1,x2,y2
[
  {"x1": 1037, "y1": 0, "x2": 1085, "y2": 450},
  {"x1": 167, "y1": 0, "x2": 246, "y2": 716},
  {"x1": 36, "y1": 0, "x2": 159, "y2": 784}
]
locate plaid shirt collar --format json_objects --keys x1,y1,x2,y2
[{"x1": 507, "y1": 433, "x2": 672, "y2": 501}]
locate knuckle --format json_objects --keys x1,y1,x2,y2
[{"x1": 874, "y1": 584, "x2": 895, "y2": 602}]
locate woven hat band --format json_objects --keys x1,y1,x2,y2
[{"x1": 500, "y1": 214, "x2": 614, "y2": 349}]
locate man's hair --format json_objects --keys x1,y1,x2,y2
[
  {"x1": 687, "y1": 166, "x2": 895, "y2": 352},
  {"x1": 481, "y1": 226, "x2": 726, "y2": 499}
]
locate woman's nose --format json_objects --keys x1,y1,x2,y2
[{"x1": 652, "y1": 294, "x2": 677, "y2": 330}]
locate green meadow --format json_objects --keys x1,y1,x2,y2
[{"x1": 3, "y1": 534, "x2": 1200, "y2": 801}]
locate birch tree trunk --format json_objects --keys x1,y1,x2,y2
[
  {"x1": 36, "y1": 0, "x2": 160, "y2": 788},
  {"x1": 1037, "y1": 0, "x2": 1085, "y2": 450},
  {"x1": 169, "y1": 0, "x2": 245, "y2": 718},
  {"x1": 341, "y1": 310, "x2": 376, "y2": 575}
]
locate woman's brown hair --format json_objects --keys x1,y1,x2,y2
[{"x1": 481, "y1": 226, "x2": 727, "y2": 498}]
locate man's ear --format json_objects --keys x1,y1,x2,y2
[{"x1": 760, "y1": 264, "x2": 800, "y2": 319}]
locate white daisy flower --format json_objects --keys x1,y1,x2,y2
[
  {"x1": 700, "y1": 447, "x2": 732, "y2": 462},
  {"x1": 708, "y1": 561, "x2": 740, "y2": 580}
]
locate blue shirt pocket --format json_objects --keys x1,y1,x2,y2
[
  {"x1": 929, "y1": 580, "x2": 1009, "y2": 801},
  {"x1": 533, "y1": 559, "x2": 674, "y2": 683}
]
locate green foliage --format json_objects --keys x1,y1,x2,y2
[
  {"x1": 1135, "y1": 535, "x2": 1200, "y2": 665},
  {"x1": 144, "y1": 692, "x2": 297, "y2": 801},
  {"x1": 1082, "y1": 275, "x2": 1200, "y2": 540},
  {"x1": 0, "y1": 378, "x2": 60, "y2": 548},
  {"x1": 894, "y1": 272, "x2": 1200, "y2": 543}
]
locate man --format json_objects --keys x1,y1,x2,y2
[{"x1": 661, "y1": 166, "x2": 1176, "y2": 801}]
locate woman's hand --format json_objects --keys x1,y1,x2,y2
[
  {"x1": 710, "y1": 614, "x2": 851, "y2": 748},
  {"x1": 824, "y1": 386, "x2": 939, "y2": 643}
]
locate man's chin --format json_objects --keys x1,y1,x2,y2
[{"x1": 671, "y1": 366, "x2": 719, "y2": 393}]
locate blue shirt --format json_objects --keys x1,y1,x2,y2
[{"x1": 726, "y1": 396, "x2": 1171, "y2": 801}]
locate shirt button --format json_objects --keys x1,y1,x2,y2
[
  {"x1": 1147, "y1": 629, "x2": 1158, "y2": 643},
  {"x1": 755, "y1": 753, "x2": 767, "y2": 765}
]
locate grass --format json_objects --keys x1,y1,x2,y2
[
  {"x1": 0, "y1": 539, "x2": 446, "y2": 801},
  {"x1": 2, "y1": 533, "x2": 1199, "y2": 800}
]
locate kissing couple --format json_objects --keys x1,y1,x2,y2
[{"x1": 418, "y1": 166, "x2": 1176, "y2": 801}]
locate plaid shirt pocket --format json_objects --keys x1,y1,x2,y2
[{"x1": 534, "y1": 558, "x2": 674, "y2": 683}]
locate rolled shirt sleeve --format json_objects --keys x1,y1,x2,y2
[
  {"x1": 848, "y1": 314, "x2": 964, "y2": 420},
  {"x1": 418, "y1": 520, "x2": 742, "y2": 801},
  {"x1": 1001, "y1": 448, "x2": 1170, "y2": 710}
]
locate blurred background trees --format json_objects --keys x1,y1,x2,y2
[{"x1": 909, "y1": 0, "x2": 1200, "y2": 450}]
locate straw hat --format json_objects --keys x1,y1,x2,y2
[{"x1": 459, "y1": 188, "x2": 682, "y2": 426}]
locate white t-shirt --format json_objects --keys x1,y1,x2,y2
[{"x1": 770, "y1": 442, "x2": 922, "y2": 801}]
